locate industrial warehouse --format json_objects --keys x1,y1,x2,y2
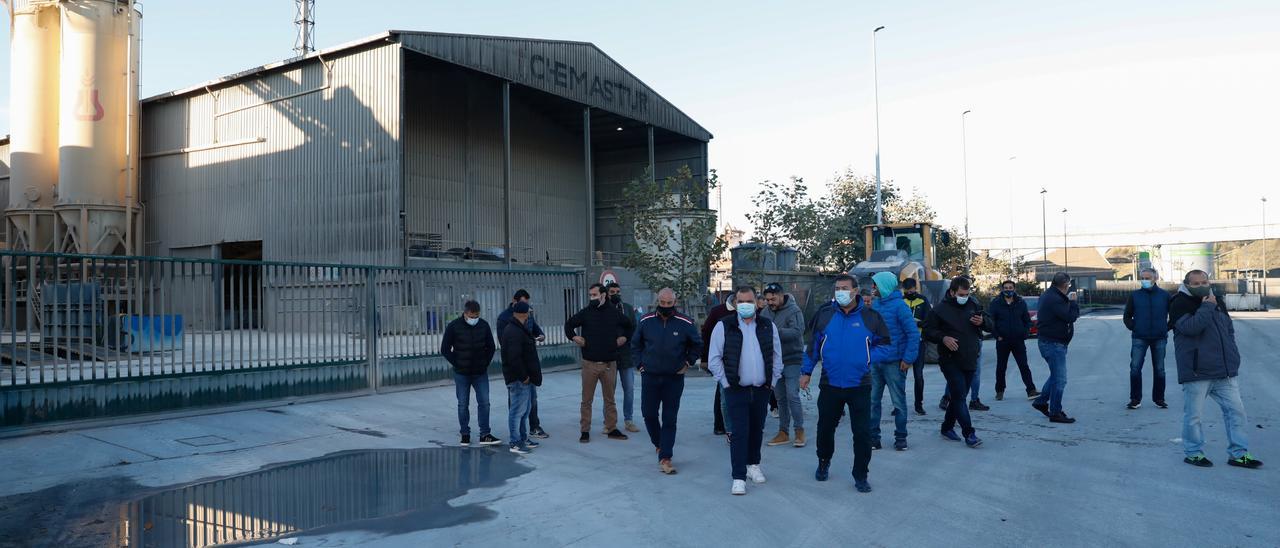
[{"x1": 0, "y1": 0, "x2": 712, "y2": 428}]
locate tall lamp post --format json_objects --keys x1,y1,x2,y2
[
  {"x1": 1040, "y1": 187, "x2": 1048, "y2": 280},
  {"x1": 1062, "y1": 208, "x2": 1069, "y2": 272},
  {"x1": 1264, "y1": 196, "x2": 1269, "y2": 301},
  {"x1": 1008, "y1": 156, "x2": 1017, "y2": 276},
  {"x1": 962, "y1": 109, "x2": 972, "y2": 274},
  {"x1": 873, "y1": 25, "x2": 886, "y2": 224}
]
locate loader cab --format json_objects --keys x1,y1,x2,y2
[{"x1": 864, "y1": 223, "x2": 951, "y2": 274}]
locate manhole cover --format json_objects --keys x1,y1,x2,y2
[{"x1": 175, "y1": 435, "x2": 234, "y2": 447}]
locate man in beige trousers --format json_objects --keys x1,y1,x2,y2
[{"x1": 565, "y1": 283, "x2": 636, "y2": 443}]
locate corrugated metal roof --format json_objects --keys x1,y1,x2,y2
[{"x1": 143, "y1": 30, "x2": 711, "y2": 142}]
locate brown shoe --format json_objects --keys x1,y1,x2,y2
[
  {"x1": 660, "y1": 459, "x2": 677, "y2": 475},
  {"x1": 625, "y1": 420, "x2": 641, "y2": 433},
  {"x1": 767, "y1": 431, "x2": 790, "y2": 446},
  {"x1": 793, "y1": 428, "x2": 806, "y2": 448}
]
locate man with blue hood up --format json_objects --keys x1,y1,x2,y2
[{"x1": 868, "y1": 272, "x2": 921, "y2": 451}]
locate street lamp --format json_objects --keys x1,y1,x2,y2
[
  {"x1": 962, "y1": 109, "x2": 972, "y2": 274},
  {"x1": 1062, "y1": 208, "x2": 1069, "y2": 272},
  {"x1": 1040, "y1": 187, "x2": 1048, "y2": 279},
  {"x1": 1008, "y1": 156, "x2": 1017, "y2": 276},
  {"x1": 873, "y1": 25, "x2": 886, "y2": 224},
  {"x1": 1264, "y1": 196, "x2": 1269, "y2": 300}
]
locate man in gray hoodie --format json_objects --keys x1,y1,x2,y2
[
  {"x1": 1169, "y1": 270, "x2": 1262, "y2": 469},
  {"x1": 761, "y1": 283, "x2": 807, "y2": 448}
]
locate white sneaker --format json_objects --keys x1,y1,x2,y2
[
  {"x1": 731, "y1": 479, "x2": 747, "y2": 495},
  {"x1": 746, "y1": 464, "x2": 767, "y2": 484}
]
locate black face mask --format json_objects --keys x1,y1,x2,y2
[
  {"x1": 609, "y1": 295, "x2": 621, "y2": 305},
  {"x1": 657, "y1": 306, "x2": 676, "y2": 317},
  {"x1": 904, "y1": 292, "x2": 917, "y2": 299}
]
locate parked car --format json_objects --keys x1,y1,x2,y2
[{"x1": 1024, "y1": 296, "x2": 1040, "y2": 338}]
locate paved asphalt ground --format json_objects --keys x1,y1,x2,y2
[{"x1": 1, "y1": 311, "x2": 1276, "y2": 547}]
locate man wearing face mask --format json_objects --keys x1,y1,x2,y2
[
  {"x1": 988, "y1": 280, "x2": 1038, "y2": 402},
  {"x1": 800, "y1": 275, "x2": 893, "y2": 494},
  {"x1": 1169, "y1": 270, "x2": 1262, "y2": 469},
  {"x1": 632, "y1": 288, "x2": 703, "y2": 475},
  {"x1": 497, "y1": 289, "x2": 550, "y2": 439},
  {"x1": 761, "y1": 282, "x2": 807, "y2": 449},
  {"x1": 606, "y1": 283, "x2": 643, "y2": 433},
  {"x1": 702, "y1": 293, "x2": 737, "y2": 436},
  {"x1": 923, "y1": 276, "x2": 992, "y2": 448},
  {"x1": 1033, "y1": 272, "x2": 1080, "y2": 424},
  {"x1": 441, "y1": 300, "x2": 501, "y2": 447},
  {"x1": 1122, "y1": 268, "x2": 1171, "y2": 410},
  {"x1": 565, "y1": 284, "x2": 636, "y2": 443},
  {"x1": 868, "y1": 272, "x2": 920, "y2": 452},
  {"x1": 708, "y1": 286, "x2": 784, "y2": 496},
  {"x1": 901, "y1": 278, "x2": 933, "y2": 416}
]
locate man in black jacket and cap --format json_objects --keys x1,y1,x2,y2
[
  {"x1": 441, "y1": 300, "x2": 501, "y2": 447},
  {"x1": 497, "y1": 289, "x2": 550, "y2": 439},
  {"x1": 923, "y1": 276, "x2": 992, "y2": 448},
  {"x1": 501, "y1": 301, "x2": 543, "y2": 455},
  {"x1": 987, "y1": 280, "x2": 1039, "y2": 401},
  {"x1": 565, "y1": 283, "x2": 636, "y2": 443}
]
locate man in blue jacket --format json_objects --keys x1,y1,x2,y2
[
  {"x1": 799, "y1": 274, "x2": 893, "y2": 494},
  {"x1": 988, "y1": 280, "x2": 1038, "y2": 401},
  {"x1": 1122, "y1": 268, "x2": 1170, "y2": 410},
  {"x1": 868, "y1": 272, "x2": 920, "y2": 452},
  {"x1": 1033, "y1": 272, "x2": 1080, "y2": 424},
  {"x1": 632, "y1": 288, "x2": 703, "y2": 475}
]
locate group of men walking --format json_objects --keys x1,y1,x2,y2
[{"x1": 438, "y1": 267, "x2": 1262, "y2": 497}]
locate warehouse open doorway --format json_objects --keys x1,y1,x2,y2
[{"x1": 219, "y1": 241, "x2": 263, "y2": 330}]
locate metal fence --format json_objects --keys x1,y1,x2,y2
[{"x1": 0, "y1": 251, "x2": 586, "y2": 389}]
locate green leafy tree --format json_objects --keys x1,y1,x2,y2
[{"x1": 618, "y1": 166, "x2": 729, "y2": 308}]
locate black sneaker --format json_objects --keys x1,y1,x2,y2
[
  {"x1": 815, "y1": 459, "x2": 831, "y2": 482},
  {"x1": 607, "y1": 429, "x2": 629, "y2": 440},
  {"x1": 1227, "y1": 455, "x2": 1263, "y2": 469},
  {"x1": 854, "y1": 479, "x2": 873, "y2": 493},
  {"x1": 941, "y1": 429, "x2": 962, "y2": 442},
  {"x1": 871, "y1": 439, "x2": 882, "y2": 451},
  {"x1": 1184, "y1": 455, "x2": 1213, "y2": 467},
  {"x1": 893, "y1": 439, "x2": 908, "y2": 451},
  {"x1": 939, "y1": 395, "x2": 951, "y2": 412},
  {"x1": 1126, "y1": 400, "x2": 1141, "y2": 410},
  {"x1": 1026, "y1": 389, "x2": 1041, "y2": 400},
  {"x1": 1154, "y1": 401, "x2": 1168, "y2": 409},
  {"x1": 1032, "y1": 401, "x2": 1051, "y2": 417},
  {"x1": 914, "y1": 403, "x2": 927, "y2": 416},
  {"x1": 579, "y1": 432, "x2": 590, "y2": 444},
  {"x1": 1049, "y1": 412, "x2": 1077, "y2": 424},
  {"x1": 530, "y1": 427, "x2": 550, "y2": 439},
  {"x1": 478, "y1": 434, "x2": 503, "y2": 446},
  {"x1": 460, "y1": 435, "x2": 471, "y2": 447},
  {"x1": 969, "y1": 400, "x2": 990, "y2": 411},
  {"x1": 891, "y1": 408, "x2": 899, "y2": 417},
  {"x1": 713, "y1": 428, "x2": 727, "y2": 436},
  {"x1": 995, "y1": 391, "x2": 1005, "y2": 401}
]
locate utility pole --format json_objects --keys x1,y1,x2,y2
[
  {"x1": 295, "y1": 0, "x2": 316, "y2": 56},
  {"x1": 872, "y1": 25, "x2": 886, "y2": 224}
]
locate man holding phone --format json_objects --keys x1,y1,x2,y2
[{"x1": 1033, "y1": 272, "x2": 1081, "y2": 424}]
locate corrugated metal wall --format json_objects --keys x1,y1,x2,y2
[
  {"x1": 0, "y1": 140, "x2": 9, "y2": 245},
  {"x1": 593, "y1": 137, "x2": 706, "y2": 255},
  {"x1": 403, "y1": 58, "x2": 589, "y2": 265},
  {"x1": 140, "y1": 43, "x2": 403, "y2": 265},
  {"x1": 397, "y1": 32, "x2": 712, "y2": 142}
]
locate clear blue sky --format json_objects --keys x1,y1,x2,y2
[{"x1": 4, "y1": 1, "x2": 1278, "y2": 248}]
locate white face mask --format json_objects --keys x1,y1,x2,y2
[
  {"x1": 465, "y1": 317, "x2": 480, "y2": 326},
  {"x1": 834, "y1": 290, "x2": 854, "y2": 307},
  {"x1": 956, "y1": 295, "x2": 970, "y2": 305},
  {"x1": 736, "y1": 302, "x2": 757, "y2": 319}
]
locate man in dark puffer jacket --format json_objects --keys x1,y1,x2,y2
[{"x1": 441, "y1": 300, "x2": 500, "y2": 447}]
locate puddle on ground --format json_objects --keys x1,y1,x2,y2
[{"x1": 0, "y1": 447, "x2": 530, "y2": 547}]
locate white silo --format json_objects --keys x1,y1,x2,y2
[
  {"x1": 54, "y1": 0, "x2": 141, "y2": 255},
  {"x1": 6, "y1": 0, "x2": 61, "y2": 252}
]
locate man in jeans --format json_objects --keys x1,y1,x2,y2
[
  {"x1": 497, "y1": 289, "x2": 549, "y2": 439},
  {"x1": 1170, "y1": 270, "x2": 1262, "y2": 469},
  {"x1": 441, "y1": 300, "x2": 501, "y2": 447},
  {"x1": 1122, "y1": 268, "x2": 1170, "y2": 410},
  {"x1": 1033, "y1": 272, "x2": 1080, "y2": 424},
  {"x1": 868, "y1": 272, "x2": 919, "y2": 451},
  {"x1": 800, "y1": 275, "x2": 893, "y2": 494},
  {"x1": 565, "y1": 283, "x2": 635, "y2": 443},
  {"x1": 500, "y1": 302, "x2": 542, "y2": 455},
  {"x1": 988, "y1": 280, "x2": 1039, "y2": 401},
  {"x1": 607, "y1": 282, "x2": 642, "y2": 433},
  {"x1": 761, "y1": 283, "x2": 807, "y2": 448},
  {"x1": 708, "y1": 286, "x2": 783, "y2": 496},
  {"x1": 902, "y1": 279, "x2": 932, "y2": 416},
  {"x1": 632, "y1": 288, "x2": 703, "y2": 475}
]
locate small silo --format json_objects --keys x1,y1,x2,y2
[{"x1": 6, "y1": 0, "x2": 62, "y2": 252}]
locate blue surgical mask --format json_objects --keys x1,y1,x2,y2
[
  {"x1": 1140, "y1": 280, "x2": 1153, "y2": 290},
  {"x1": 834, "y1": 290, "x2": 854, "y2": 307},
  {"x1": 465, "y1": 317, "x2": 480, "y2": 326},
  {"x1": 736, "y1": 302, "x2": 757, "y2": 319},
  {"x1": 956, "y1": 295, "x2": 970, "y2": 305}
]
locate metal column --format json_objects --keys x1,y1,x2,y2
[
  {"x1": 647, "y1": 125, "x2": 655, "y2": 183},
  {"x1": 502, "y1": 81, "x2": 512, "y2": 267},
  {"x1": 584, "y1": 107, "x2": 595, "y2": 267}
]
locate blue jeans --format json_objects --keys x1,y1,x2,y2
[
  {"x1": 1182, "y1": 377, "x2": 1250, "y2": 459},
  {"x1": 723, "y1": 385, "x2": 771, "y2": 480},
  {"x1": 870, "y1": 361, "x2": 908, "y2": 441},
  {"x1": 1129, "y1": 338, "x2": 1167, "y2": 403},
  {"x1": 773, "y1": 364, "x2": 804, "y2": 432},
  {"x1": 507, "y1": 382, "x2": 532, "y2": 446},
  {"x1": 454, "y1": 372, "x2": 491, "y2": 437},
  {"x1": 1035, "y1": 340, "x2": 1069, "y2": 414},
  {"x1": 618, "y1": 366, "x2": 636, "y2": 422}
]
